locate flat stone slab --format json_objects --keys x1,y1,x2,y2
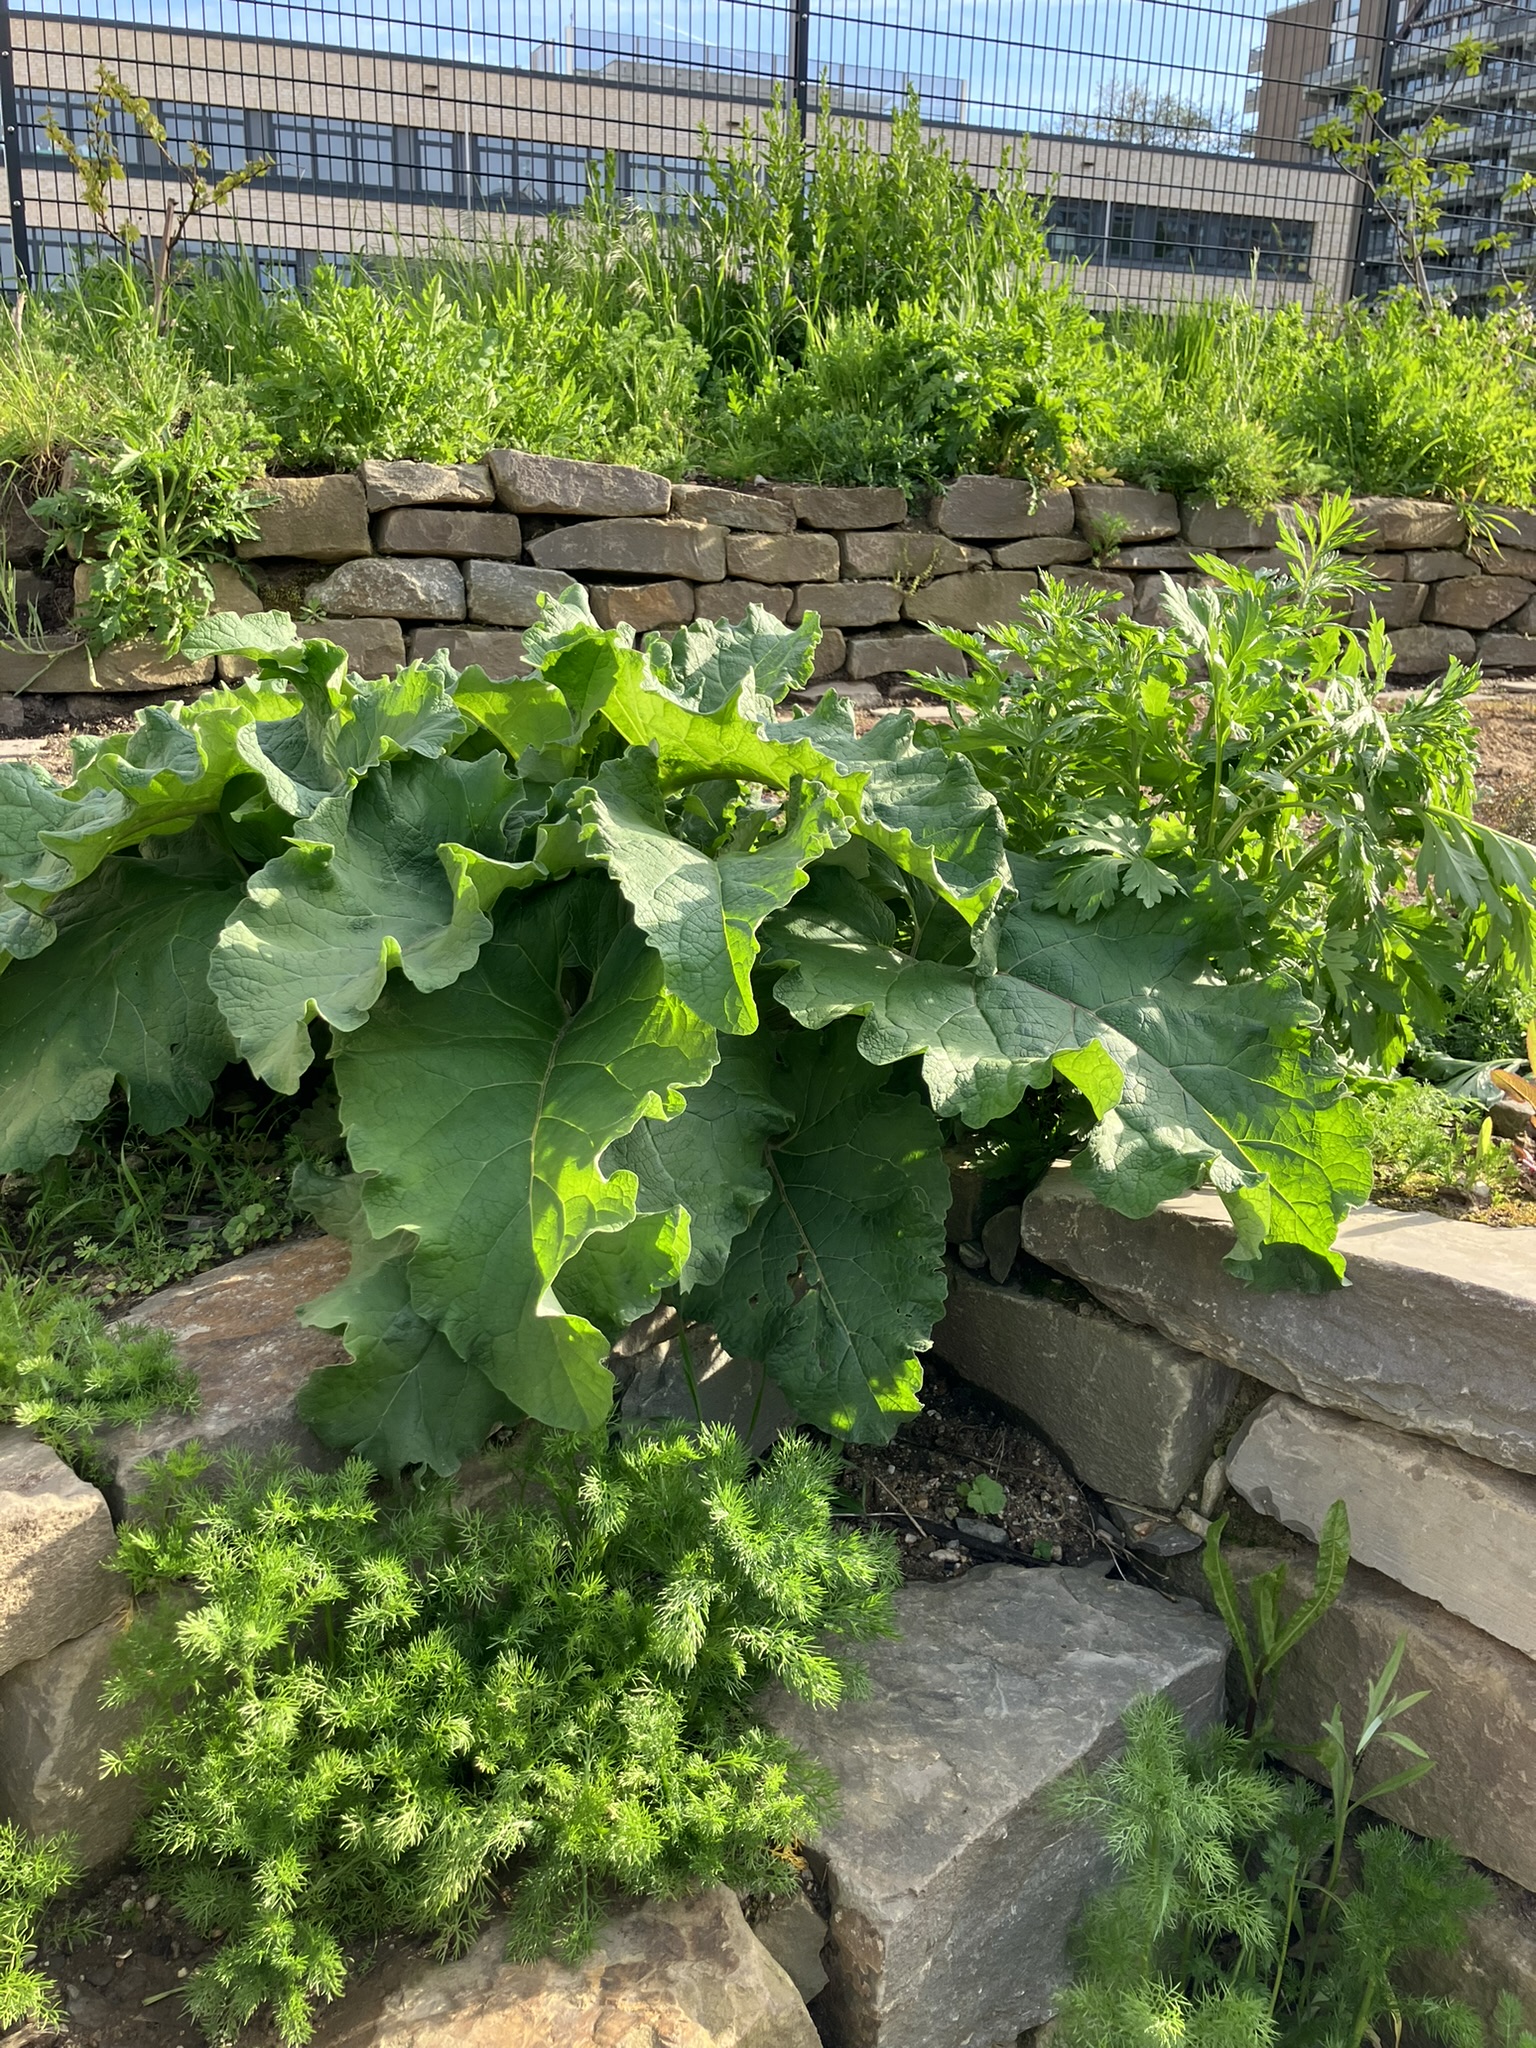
[
  {"x1": 530, "y1": 518, "x2": 726, "y2": 582},
  {"x1": 307, "y1": 557, "x2": 466, "y2": 621},
  {"x1": 488, "y1": 451, "x2": 671, "y2": 519},
  {"x1": 932, "y1": 479, "x2": 1074, "y2": 540},
  {"x1": 1018, "y1": 1168, "x2": 1536, "y2": 1476},
  {"x1": 1169, "y1": 1545, "x2": 1536, "y2": 1894},
  {"x1": 762, "y1": 1564, "x2": 1229, "y2": 2048},
  {"x1": 933, "y1": 1269, "x2": 1239, "y2": 1512},
  {"x1": 0, "y1": 1429, "x2": 120, "y2": 1678},
  {"x1": 238, "y1": 475, "x2": 372, "y2": 561},
  {"x1": 97, "y1": 1237, "x2": 349, "y2": 1512},
  {"x1": 313, "y1": 1887, "x2": 817, "y2": 2047},
  {"x1": 358, "y1": 460, "x2": 495, "y2": 511},
  {"x1": 466, "y1": 561, "x2": 576, "y2": 626},
  {"x1": 1227, "y1": 1394, "x2": 1536, "y2": 1658},
  {"x1": 0, "y1": 1603, "x2": 140, "y2": 1869}
]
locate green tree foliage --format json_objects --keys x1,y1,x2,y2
[
  {"x1": 0, "y1": 600, "x2": 1369, "y2": 1470},
  {"x1": 103, "y1": 1428, "x2": 898, "y2": 2043},
  {"x1": 927, "y1": 500, "x2": 1536, "y2": 1069},
  {"x1": 0, "y1": 1823, "x2": 76, "y2": 2030}
]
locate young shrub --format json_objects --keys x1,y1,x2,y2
[
  {"x1": 103, "y1": 1427, "x2": 898, "y2": 2044},
  {"x1": 0, "y1": 1823, "x2": 77, "y2": 2030}
]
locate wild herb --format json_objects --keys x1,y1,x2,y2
[
  {"x1": 104, "y1": 1428, "x2": 897, "y2": 2044},
  {"x1": 0, "y1": 1823, "x2": 76, "y2": 2030},
  {"x1": 0, "y1": 600, "x2": 1367, "y2": 1472}
]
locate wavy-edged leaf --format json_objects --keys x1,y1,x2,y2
[
  {"x1": 649, "y1": 607, "x2": 819, "y2": 707},
  {"x1": 0, "y1": 851, "x2": 242, "y2": 1170},
  {"x1": 580, "y1": 747, "x2": 847, "y2": 1032},
  {"x1": 606, "y1": 647, "x2": 1008, "y2": 926},
  {"x1": 608, "y1": 1037, "x2": 788, "y2": 1289},
  {"x1": 210, "y1": 752, "x2": 540, "y2": 1092},
  {"x1": 293, "y1": 1166, "x2": 516, "y2": 1477},
  {"x1": 686, "y1": 1024, "x2": 948, "y2": 1442},
  {"x1": 181, "y1": 609, "x2": 302, "y2": 659},
  {"x1": 333, "y1": 878, "x2": 717, "y2": 1431},
  {"x1": 0, "y1": 763, "x2": 121, "y2": 961}
]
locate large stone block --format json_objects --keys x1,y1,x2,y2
[
  {"x1": 312, "y1": 1888, "x2": 818, "y2": 2048},
  {"x1": 1479, "y1": 507, "x2": 1536, "y2": 550},
  {"x1": 671, "y1": 482, "x2": 793, "y2": 532},
  {"x1": 1350, "y1": 498, "x2": 1467, "y2": 550},
  {"x1": 465, "y1": 561, "x2": 571, "y2": 627},
  {"x1": 1479, "y1": 546, "x2": 1536, "y2": 579},
  {"x1": 1053, "y1": 567, "x2": 1134, "y2": 609},
  {"x1": 778, "y1": 485, "x2": 906, "y2": 530},
  {"x1": 307, "y1": 618, "x2": 406, "y2": 677},
  {"x1": 812, "y1": 627, "x2": 848, "y2": 678},
  {"x1": 1425, "y1": 576, "x2": 1533, "y2": 629},
  {"x1": 1018, "y1": 1169, "x2": 1536, "y2": 1476},
  {"x1": 0, "y1": 1604, "x2": 141, "y2": 1869},
  {"x1": 1182, "y1": 501, "x2": 1284, "y2": 548},
  {"x1": 587, "y1": 580, "x2": 694, "y2": 632},
  {"x1": 692, "y1": 579, "x2": 793, "y2": 624},
  {"x1": 1, "y1": 640, "x2": 215, "y2": 695},
  {"x1": 1349, "y1": 582, "x2": 1427, "y2": 629},
  {"x1": 725, "y1": 531, "x2": 840, "y2": 583},
  {"x1": 1479, "y1": 634, "x2": 1536, "y2": 669},
  {"x1": 932, "y1": 479, "x2": 1074, "y2": 541},
  {"x1": 1227, "y1": 1394, "x2": 1536, "y2": 1658},
  {"x1": 1169, "y1": 1545, "x2": 1536, "y2": 1894},
  {"x1": 358, "y1": 459, "x2": 495, "y2": 511},
  {"x1": 96, "y1": 1237, "x2": 350, "y2": 1513},
  {"x1": 306, "y1": 557, "x2": 466, "y2": 621},
  {"x1": 1405, "y1": 550, "x2": 1477, "y2": 582},
  {"x1": 792, "y1": 581, "x2": 902, "y2": 628},
  {"x1": 0, "y1": 1431, "x2": 119, "y2": 1678},
  {"x1": 1071, "y1": 485, "x2": 1180, "y2": 542},
  {"x1": 374, "y1": 508, "x2": 523, "y2": 560},
  {"x1": 842, "y1": 530, "x2": 985, "y2": 579},
  {"x1": 409, "y1": 628, "x2": 528, "y2": 676},
  {"x1": 530, "y1": 519, "x2": 725, "y2": 581},
  {"x1": 1389, "y1": 624, "x2": 1477, "y2": 673},
  {"x1": 762, "y1": 1565, "x2": 1229, "y2": 2048},
  {"x1": 488, "y1": 450, "x2": 670, "y2": 518},
  {"x1": 1114, "y1": 543, "x2": 1198, "y2": 571},
  {"x1": 904, "y1": 570, "x2": 1036, "y2": 629},
  {"x1": 238, "y1": 475, "x2": 372, "y2": 561},
  {"x1": 932, "y1": 1270, "x2": 1239, "y2": 1513},
  {"x1": 845, "y1": 630, "x2": 967, "y2": 681},
  {"x1": 991, "y1": 536, "x2": 1094, "y2": 569}
]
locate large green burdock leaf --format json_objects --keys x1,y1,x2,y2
[
  {"x1": 0, "y1": 853, "x2": 242, "y2": 1170},
  {"x1": 608, "y1": 1037, "x2": 788, "y2": 1290},
  {"x1": 455, "y1": 594, "x2": 642, "y2": 783},
  {"x1": 333, "y1": 879, "x2": 717, "y2": 1430},
  {"x1": 606, "y1": 643, "x2": 1009, "y2": 926},
  {"x1": 770, "y1": 860, "x2": 1370, "y2": 1286},
  {"x1": 686, "y1": 1025, "x2": 949, "y2": 1441},
  {"x1": 292, "y1": 1169, "x2": 517, "y2": 1477},
  {"x1": 210, "y1": 752, "x2": 541, "y2": 1092},
  {"x1": 580, "y1": 748, "x2": 847, "y2": 1032}
]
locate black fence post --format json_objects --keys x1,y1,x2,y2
[
  {"x1": 790, "y1": 0, "x2": 812, "y2": 122},
  {"x1": 1349, "y1": 0, "x2": 1401, "y2": 299},
  {"x1": 0, "y1": 0, "x2": 31, "y2": 290}
]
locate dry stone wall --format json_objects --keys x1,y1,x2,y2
[{"x1": 7, "y1": 459, "x2": 1536, "y2": 713}]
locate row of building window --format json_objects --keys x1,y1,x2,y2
[{"x1": 19, "y1": 90, "x2": 1314, "y2": 278}]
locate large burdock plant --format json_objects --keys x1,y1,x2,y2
[{"x1": 0, "y1": 596, "x2": 1367, "y2": 1472}]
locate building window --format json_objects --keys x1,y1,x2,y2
[
  {"x1": 265, "y1": 113, "x2": 398, "y2": 192},
  {"x1": 1051, "y1": 196, "x2": 1313, "y2": 277},
  {"x1": 471, "y1": 138, "x2": 606, "y2": 211}
]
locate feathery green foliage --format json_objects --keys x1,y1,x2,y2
[
  {"x1": 0, "y1": 1276, "x2": 196, "y2": 1481},
  {"x1": 0, "y1": 1823, "x2": 77, "y2": 2031},
  {"x1": 104, "y1": 1427, "x2": 897, "y2": 2044}
]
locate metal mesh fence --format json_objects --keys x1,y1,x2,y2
[{"x1": 1, "y1": 0, "x2": 1533, "y2": 305}]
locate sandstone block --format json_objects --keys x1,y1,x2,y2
[
  {"x1": 307, "y1": 618, "x2": 406, "y2": 677},
  {"x1": 1389, "y1": 624, "x2": 1476, "y2": 673},
  {"x1": 488, "y1": 450, "x2": 670, "y2": 518},
  {"x1": 311, "y1": 1888, "x2": 817, "y2": 2048},
  {"x1": 1181, "y1": 501, "x2": 1283, "y2": 548},
  {"x1": 1227, "y1": 1394, "x2": 1536, "y2": 1658},
  {"x1": 933, "y1": 479, "x2": 1074, "y2": 541},
  {"x1": 0, "y1": 1431, "x2": 120, "y2": 1678},
  {"x1": 1426, "y1": 577, "x2": 1533, "y2": 630},
  {"x1": 96, "y1": 1237, "x2": 350, "y2": 1514},
  {"x1": 1478, "y1": 634, "x2": 1536, "y2": 669},
  {"x1": 465, "y1": 561, "x2": 570, "y2": 627},
  {"x1": 990, "y1": 537, "x2": 1093, "y2": 569},
  {"x1": 1479, "y1": 507, "x2": 1536, "y2": 550},
  {"x1": 692, "y1": 580, "x2": 792, "y2": 623},
  {"x1": 845, "y1": 631, "x2": 967, "y2": 681},
  {"x1": 1113, "y1": 543, "x2": 1198, "y2": 570},
  {"x1": 812, "y1": 626, "x2": 848, "y2": 678},
  {"x1": 1348, "y1": 582, "x2": 1426, "y2": 629},
  {"x1": 0, "y1": 1604, "x2": 140, "y2": 1868},
  {"x1": 725, "y1": 531, "x2": 839, "y2": 583},
  {"x1": 374, "y1": 508, "x2": 522, "y2": 559},
  {"x1": 1054, "y1": 567, "x2": 1133, "y2": 607},
  {"x1": 791, "y1": 580, "x2": 901, "y2": 628},
  {"x1": 906, "y1": 569, "x2": 1036, "y2": 629},
  {"x1": 762, "y1": 1565, "x2": 1229, "y2": 2048},
  {"x1": 1350, "y1": 498, "x2": 1466, "y2": 550},
  {"x1": 531, "y1": 518, "x2": 725, "y2": 581},
  {"x1": 238, "y1": 474, "x2": 371, "y2": 561},
  {"x1": 358, "y1": 460, "x2": 494, "y2": 511},
  {"x1": 1479, "y1": 547, "x2": 1536, "y2": 579},
  {"x1": 1169, "y1": 1545, "x2": 1536, "y2": 1894},
  {"x1": 1072, "y1": 484, "x2": 1180, "y2": 542},
  {"x1": 306, "y1": 557, "x2": 465, "y2": 621},
  {"x1": 778, "y1": 484, "x2": 906, "y2": 530},
  {"x1": 1018, "y1": 1168, "x2": 1536, "y2": 1476},
  {"x1": 1, "y1": 640, "x2": 216, "y2": 695},
  {"x1": 670, "y1": 482, "x2": 793, "y2": 532},
  {"x1": 1406, "y1": 550, "x2": 1479, "y2": 581},
  {"x1": 843, "y1": 530, "x2": 986, "y2": 579},
  {"x1": 409, "y1": 628, "x2": 528, "y2": 677},
  {"x1": 587, "y1": 580, "x2": 694, "y2": 632},
  {"x1": 933, "y1": 1269, "x2": 1240, "y2": 1513}
]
